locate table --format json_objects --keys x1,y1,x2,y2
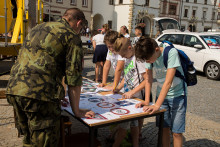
[{"x1": 63, "y1": 91, "x2": 166, "y2": 147}]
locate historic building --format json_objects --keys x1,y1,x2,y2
[{"x1": 42, "y1": 0, "x2": 92, "y2": 26}]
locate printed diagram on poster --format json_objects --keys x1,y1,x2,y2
[
  {"x1": 110, "y1": 108, "x2": 130, "y2": 115},
  {"x1": 81, "y1": 78, "x2": 111, "y2": 93},
  {"x1": 61, "y1": 92, "x2": 150, "y2": 124}
]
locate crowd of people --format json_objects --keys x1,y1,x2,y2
[{"x1": 6, "y1": 8, "x2": 187, "y2": 147}]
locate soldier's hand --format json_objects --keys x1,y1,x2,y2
[{"x1": 77, "y1": 109, "x2": 95, "y2": 118}]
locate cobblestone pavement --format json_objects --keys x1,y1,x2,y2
[{"x1": 0, "y1": 54, "x2": 220, "y2": 146}]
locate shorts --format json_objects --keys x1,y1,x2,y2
[
  {"x1": 118, "y1": 120, "x2": 138, "y2": 130},
  {"x1": 156, "y1": 95, "x2": 187, "y2": 133}
]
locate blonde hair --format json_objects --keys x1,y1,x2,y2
[{"x1": 113, "y1": 36, "x2": 130, "y2": 53}]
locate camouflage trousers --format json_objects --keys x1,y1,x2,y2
[{"x1": 7, "y1": 95, "x2": 61, "y2": 147}]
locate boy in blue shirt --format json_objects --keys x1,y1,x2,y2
[{"x1": 135, "y1": 37, "x2": 187, "y2": 147}]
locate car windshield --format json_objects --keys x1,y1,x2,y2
[
  {"x1": 158, "y1": 19, "x2": 180, "y2": 31},
  {"x1": 200, "y1": 35, "x2": 220, "y2": 49}
]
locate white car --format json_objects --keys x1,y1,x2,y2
[{"x1": 155, "y1": 32, "x2": 220, "y2": 80}]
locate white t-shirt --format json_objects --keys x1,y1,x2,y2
[
  {"x1": 131, "y1": 36, "x2": 140, "y2": 46},
  {"x1": 86, "y1": 28, "x2": 90, "y2": 33},
  {"x1": 124, "y1": 56, "x2": 146, "y2": 99},
  {"x1": 106, "y1": 50, "x2": 125, "y2": 71},
  {"x1": 124, "y1": 33, "x2": 130, "y2": 38},
  {"x1": 92, "y1": 34, "x2": 105, "y2": 45}
]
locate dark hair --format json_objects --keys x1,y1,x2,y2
[
  {"x1": 135, "y1": 26, "x2": 142, "y2": 31},
  {"x1": 135, "y1": 36, "x2": 158, "y2": 61},
  {"x1": 91, "y1": 30, "x2": 99, "y2": 37},
  {"x1": 102, "y1": 24, "x2": 110, "y2": 32},
  {"x1": 121, "y1": 25, "x2": 129, "y2": 34},
  {"x1": 104, "y1": 30, "x2": 119, "y2": 44},
  {"x1": 63, "y1": 8, "x2": 87, "y2": 26}
]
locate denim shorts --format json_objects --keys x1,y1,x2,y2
[{"x1": 156, "y1": 95, "x2": 187, "y2": 133}]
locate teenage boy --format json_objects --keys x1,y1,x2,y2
[{"x1": 135, "y1": 36, "x2": 187, "y2": 147}]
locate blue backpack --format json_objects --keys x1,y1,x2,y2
[{"x1": 162, "y1": 40, "x2": 197, "y2": 87}]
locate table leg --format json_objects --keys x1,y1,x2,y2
[
  {"x1": 89, "y1": 127, "x2": 95, "y2": 147},
  {"x1": 157, "y1": 112, "x2": 164, "y2": 147}
]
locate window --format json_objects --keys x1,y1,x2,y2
[
  {"x1": 108, "y1": 21, "x2": 112, "y2": 29},
  {"x1": 56, "y1": 0, "x2": 62, "y2": 3},
  {"x1": 203, "y1": 11, "x2": 206, "y2": 19},
  {"x1": 119, "y1": 0, "x2": 123, "y2": 4},
  {"x1": 82, "y1": 0, "x2": 88, "y2": 7},
  {"x1": 186, "y1": 0, "x2": 189, "y2": 2},
  {"x1": 109, "y1": 0, "x2": 114, "y2": 5},
  {"x1": 194, "y1": 0, "x2": 197, "y2": 3},
  {"x1": 212, "y1": 12, "x2": 216, "y2": 20},
  {"x1": 192, "y1": 10, "x2": 196, "y2": 17},
  {"x1": 169, "y1": 4, "x2": 177, "y2": 15},
  {"x1": 184, "y1": 9, "x2": 188, "y2": 17},
  {"x1": 204, "y1": 0, "x2": 207, "y2": 4},
  {"x1": 184, "y1": 35, "x2": 203, "y2": 48},
  {"x1": 158, "y1": 34, "x2": 184, "y2": 45},
  {"x1": 145, "y1": 0, "x2": 150, "y2": 6},
  {"x1": 70, "y1": 0, "x2": 76, "y2": 5},
  {"x1": 218, "y1": 12, "x2": 220, "y2": 20}
]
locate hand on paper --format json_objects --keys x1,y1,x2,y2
[
  {"x1": 135, "y1": 101, "x2": 149, "y2": 108},
  {"x1": 112, "y1": 88, "x2": 120, "y2": 94},
  {"x1": 143, "y1": 105, "x2": 160, "y2": 114},
  {"x1": 122, "y1": 91, "x2": 134, "y2": 99},
  {"x1": 104, "y1": 85, "x2": 113, "y2": 90},
  {"x1": 97, "y1": 83, "x2": 106, "y2": 87},
  {"x1": 77, "y1": 109, "x2": 95, "y2": 118}
]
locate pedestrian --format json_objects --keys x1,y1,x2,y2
[
  {"x1": 135, "y1": 36, "x2": 187, "y2": 147},
  {"x1": 6, "y1": 8, "x2": 95, "y2": 147},
  {"x1": 112, "y1": 36, "x2": 147, "y2": 147},
  {"x1": 92, "y1": 24, "x2": 109, "y2": 83},
  {"x1": 98, "y1": 31, "x2": 125, "y2": 91},
  {"x1": 86, "y1": 26, "x2": 90, "y2": 37},
  {"x1": 120, "y1": 25, "x2": 130, "y2": 39}
]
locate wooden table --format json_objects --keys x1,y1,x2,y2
[{"x1": 64, "y1": 91, "x2": 166, "y2": 147}]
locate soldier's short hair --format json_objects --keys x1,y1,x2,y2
[{"x1": 63, "y1": 8, "x2": 87, "y2": 26}]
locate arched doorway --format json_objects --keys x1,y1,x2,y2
[
  {"x1": 143, "y1": 16, "x2": 151, "y2": 36},
  {"x1": 93, "y1": 14, "x2": 104, "y2": 30}
]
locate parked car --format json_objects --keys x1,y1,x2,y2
[{"x1": 155, "y1": 32, "x2": 220, "y2": 80}]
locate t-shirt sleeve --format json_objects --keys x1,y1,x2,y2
[
  {"x1": 92, "y1": 35, "x2": 97, "y2": 42},
  {"x1": 117, "y1": 54, "x2": 126, "y2": 61},
  {"x1": 137, "y1": 61, "x2": 146, "y2": 74},
  {"x1": 145, "y1": 62, "x2": 152, "y2": 69},
  {"x1": 167, "y1": 48, "x2": 181, "y2": 69},
  {"x1": 65, "y1": 40, "x2": 83, "y2": 86},
  {"x1": 106, "y1": 50, "x2": 111, "y2": 60}
]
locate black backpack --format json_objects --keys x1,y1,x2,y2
[{"x1": 162, "y1": 40, "x2": 197, "y2": 87}]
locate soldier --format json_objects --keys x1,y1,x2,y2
[{"x1": 6, "y1": 8, "x2": 95, "y2": 146}]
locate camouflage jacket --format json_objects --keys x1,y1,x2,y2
[{"x1": 6, "y1": 18, "x2": 83, "y2": 102}]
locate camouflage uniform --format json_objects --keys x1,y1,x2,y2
[{"x1": 6, "y1": 18, "x2": 83, "y2": 147}]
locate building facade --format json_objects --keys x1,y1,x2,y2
[
  {"x1": 179, "y1": 0, "x2": 219, "y2": 32},
  {"x1": 92, "y1": 0, "x2": 160, "y2": 37},
  {"x1": 42, "y1": 0, "x2": 92, "y2": 27}
]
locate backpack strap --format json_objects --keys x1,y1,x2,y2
[
  {"x1": 162, "y1": 41, "x2": 185, "y2": 82},
  {"x1": 162, "y1": 41, "x2": 187, "y2": 97}
]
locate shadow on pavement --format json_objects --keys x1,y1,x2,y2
[{"x1": 184, "y1": 138, "x2": 220, "y2": 146}]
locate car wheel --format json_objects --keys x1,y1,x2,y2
[{"x1": 205, "y1": 62, "x2": 220, "y2": 80}]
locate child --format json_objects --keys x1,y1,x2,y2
[
  {"x1": 98, "y1": 31, "x2": 125, "y2": 90},
  {"x1": 112, "y1": 37, "x2": 146, "y2": 147},
  {"x1": 120, "y1": 25, "x2": 130, "y2": 39},
  {"x1": 135, "y1": 36, "x2": 187, "y2": 147},
  {"x1": 132, "y1": 26, "x2": 142, "y2": 46},
  {"x1": 92, "y1": 24, "x2": 109, "y2": 82}
]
